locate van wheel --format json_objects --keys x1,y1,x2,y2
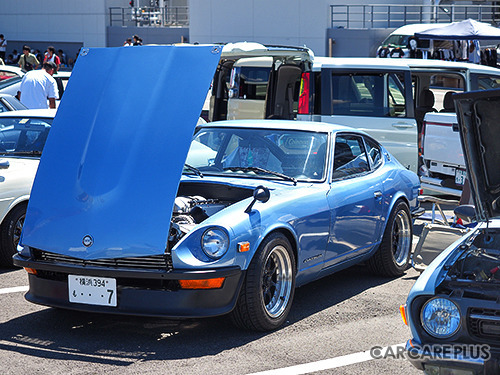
[
  {"x1": 368, "y1": 200, "x2": 412, "y2": 277},
  {"x1": 0, "y1": 204, "x2": 26, "y2": 267},
  {"x1": 230, "y1": 232, "x2": 296, "y2": 331}
]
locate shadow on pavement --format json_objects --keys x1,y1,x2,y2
[{"x1": 0, "y1": 265, "x2": 400, "y2": 365}]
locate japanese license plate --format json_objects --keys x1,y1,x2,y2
[
  {"x1": 68, "y1": 275, "x2": 117, "y2": 307},
  {"x1": 455, "y1": 168, "x2": 467, "y2": 186}
]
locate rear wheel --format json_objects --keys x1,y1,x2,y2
[
  {"x1": 0, "y1": 204, "x2": 26, "y2": 267},
  {"x1": 368, "y1": 200, "x2": 412, "y2": 277},
  {"x1": 231, "y1": 232, "x2": 296, "y2": 331}
]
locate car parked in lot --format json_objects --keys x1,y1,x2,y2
[
  {"x1": 0, "y1": 65, "x2": 24, "y2": 81},
  {"x1": 12, "y1": 45, "x2": 420, "y2": 331},
  {"x1": 0, "y1": 93, "x2": 27, "y2": 112},
  {"x1": 0, "y1": 109, "x2": 54, "y2": 266},
  {"x1": 402, "y1": 89, "x2": 500, "y2": 374}
]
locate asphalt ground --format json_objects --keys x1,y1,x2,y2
[{"x1": 0, "y1": 200, "x2": 462, "y2": 375}]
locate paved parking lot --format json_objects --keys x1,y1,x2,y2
[
  {"x1": 0, "y1": 200, "x2": 460, "y2": 374},
  {"x1": 0, "y1": 262, "x2": 423, "y2": 374}
]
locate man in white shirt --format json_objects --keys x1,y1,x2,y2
[{"x1": 18, "y1": 61, "x2": 59, "y2": 109}]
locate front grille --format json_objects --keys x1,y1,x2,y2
[
  {"x1": 32, "y1": 248, "x2": 172, "y2": 271},
  {"x1": 468, "y1": 308, "x2": 500, "y2": 343}
]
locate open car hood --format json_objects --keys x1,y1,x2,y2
[
  {"x1": 454, "y1": 89, "x2": 500, "y2": 221},
  {"x1": 22, "y1": 45, "x2": 221, "y2": 259}
]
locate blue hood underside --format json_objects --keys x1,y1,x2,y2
[{"x1": 22, "y1": 45, "x2": 222, "y2": 259}]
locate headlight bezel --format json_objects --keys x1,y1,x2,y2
[
  {"x1": 200, "y1": 227, "x2": 229, "y2": 260},
  {"x1": 420, "y1": 296, "x2": 461, "y2": 339}
]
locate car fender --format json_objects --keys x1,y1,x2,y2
[{"x1": 0, "y1": 195, "x2": 29, "y2": 226}]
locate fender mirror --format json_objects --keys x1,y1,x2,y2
[{"x1": 245, "y1": 186, "x2": 270, "y2": 213}]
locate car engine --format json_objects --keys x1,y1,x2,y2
[
  {"x1": 447, "y1": 229, "x2": 500, "y2": 284},
  {"x1": 168, "y1": 195, "x2": 227, "y2": 246}
]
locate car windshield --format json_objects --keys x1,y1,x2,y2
[
  {"x1": 0, "y1": 117, "x2": 52, "y2": 155},
  {"x1": 185, "y1": 127, "x2": 329, "y2": 181}
]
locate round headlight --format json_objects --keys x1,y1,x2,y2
[
  {"x1": 421, "y1": 297, "x2": 461, "y2": 338},
  {"x1": 201, "y1": 228, "x2": 229, "y2": 259}
]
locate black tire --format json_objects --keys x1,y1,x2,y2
[
  {"x1": 230, "y1": 232, "x2": 296, "y2": 331},
  {"x1": 378, "y1": 47, "x2": 390, "y2": 58},
  {"x1": 368, "y1": 200, "x2": 412, "y2": 277},
  {"x1": 0, "y1": 204, "x2": 26, "y2": 267}
]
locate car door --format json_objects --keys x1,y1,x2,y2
[
  {"x1": 324, "y1": 133, "x2": 384, "y2": 268},
  {"x1": 316, "y1": 69, "x2": 418, "y2": 173}
]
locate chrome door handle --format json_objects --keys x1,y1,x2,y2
[
  {"x1": 0, "y1": 160, "x2": 9, "y2": 169},
  {"x1": 374, "y1": 191, "x2": 383, "y2": 199}
]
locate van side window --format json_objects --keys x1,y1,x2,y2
[
  {"x1": 332, "y1": 134, "x2": 369, "y2": 179},
  {"x1": 473, "y1": 74, "x2": 500, "y2": 90},
  {"x1": 388, "y1": 73, "x2": 406, "y2": 117},
  {"x1": 331, "y1": 73, "x2": 406, "y2": 118}
]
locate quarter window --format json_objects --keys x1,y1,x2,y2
[{"x1": 364, "y1": 137, "x2": 383, "y2": 170}]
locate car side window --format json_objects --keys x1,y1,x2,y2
[
  {"x1": 364, "y1": 137, "x2": 383, "y2": 170},
  {"x1": 332, "y1": 134, "x2": 369, "y2": 179},
  {"x1": 331, "y1": 72, "x2": 406, "y2": 118}
]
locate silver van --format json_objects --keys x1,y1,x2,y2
[{"x1": 209, "y1": 43, "x2": 500, "y2": 173}]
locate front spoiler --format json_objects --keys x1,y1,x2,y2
[{"x1": 13, "y1": 254, "x2": 245, "y2": 319}]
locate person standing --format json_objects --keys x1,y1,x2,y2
[
  {"x1": 0, "y1": 34, "x2": 6, "y2": 61},
  {"x1": 17, "y1": 62, "x2": 59, "y2": 109},
  {"x1": 18, "y1": 45, "x2": 39, "y2": 71},
  {"x1": 43, "y1": 46, "x2": 61, "y2": 71},
  {"x1": 133, "y1": 35, "x2": 142, "y2": 46}
]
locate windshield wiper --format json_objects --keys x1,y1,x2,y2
[
  {"x1": 223, "y1": 166, "x2": 297, "y2": 185},
  {"x1": 184, "y1": 163, "x2": 204, "y2": 178}
]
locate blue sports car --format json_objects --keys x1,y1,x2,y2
[{"x1": 13, "y1": 45, "x2": 420, "y2": 331}]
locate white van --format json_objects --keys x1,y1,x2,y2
[
  {"x1": 377, "y1": 23, "x2": 449, "y2": 58},
  {"x1": 209, "y1": 43, "x2": 500, "y2": 173}
]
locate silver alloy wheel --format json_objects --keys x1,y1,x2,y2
[
  {"x1": 13, "y1": 213, "x2": 25, "y2": 249},
  {"x1": 261, "y1": 245, "x2": 293, "y2": 318},
  {"x1": 392, "y1": 209, "x2": 411, "y2": 266}
]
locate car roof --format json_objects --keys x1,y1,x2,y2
[
  {"x1": 0, "y1": 108, "x2": 56, "y2": 118},
  {"x1": 199, "y1": 119, "x2": 363, "y2": 134},
  {"x1": 312, "y1": 57, "x2": 500, "y2": 74},
  {"x1": 0, "y1": 65, "x2": 25, "y2": 75}
]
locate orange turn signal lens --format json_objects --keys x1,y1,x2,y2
[
  {"x1": 179, "y1": 277, "x2": 225, "y2": 289},
  {"x1": 238, "y1": 242, "x2": 250, "y2": 252},
  {"x1": 24, "y1": 267, "x2": 37, "y2": 275},
  {"x1": 400, "y1": 304, "x2": 408, "y2": 326}
]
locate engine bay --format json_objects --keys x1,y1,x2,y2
[
  {"x1": 446, "y1": 229, "x2": 500, "y2": 284},
  {"x1": 167, "y1": 182, "x2": 253, "y2": 248}
]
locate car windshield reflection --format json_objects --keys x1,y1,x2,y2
[{"x1": 185, "y1": 127, "x2": 328, "y2": 181}]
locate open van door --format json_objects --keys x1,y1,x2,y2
[{"x1": 209, "y1": 42, "x2": 313, "y2": 122}]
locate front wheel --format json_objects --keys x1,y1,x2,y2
[
  {"x1": 368, "y1": 200, "x2": 412, "y2": 277},
  {"x1": 0, "y1": 204, "x2": 26, "y2": 267},
  {"x1": 230, "y1": 232, "x2": 296, "y2": 331}
]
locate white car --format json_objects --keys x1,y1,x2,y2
[{"x1": 0, "y1": 109, "x2": 55, "y2": 266}]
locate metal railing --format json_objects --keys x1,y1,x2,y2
[
  {"x1": 331, "y1": 4, "x2": 500, "y2": 29},
  {"x1": 109, "y1": 6, "x2": 189, "y2": 27}
]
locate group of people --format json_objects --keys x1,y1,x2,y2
[
  {"x1": 0, "y1": 34, "x2": 70, "y2": 70},
  {"x1": 123, "y1": 34, "x2": 143, "y2": 47}
]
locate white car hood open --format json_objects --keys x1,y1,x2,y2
[
  {"x1": 455, "y1": 89, "x2": 500, "y2": 221},
  {"x1": 21, "y1": 45, "x2": 222, "y2": 259}
]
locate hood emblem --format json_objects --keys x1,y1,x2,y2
[{"x1": 83, "y1": 235, "x2": 94, "y2": 247}]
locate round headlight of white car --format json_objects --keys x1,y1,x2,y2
[
  {"x1": 201, "y1": 228, "x2": 229, "y2": 259},
  {"x1": 421, "y1": 297, "x2": 461, "y2": 338}
]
